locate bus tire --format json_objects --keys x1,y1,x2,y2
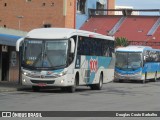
[
  {"x1": 119, "y1": 79, "x2": 123, "y2": 83},
  {"x1": 68, "y1": 85, "x2": 76, "y2": 93},
  {"x1": 143, "y1": 73, "x2": 147, "y2": 84},
  {"x1": 90, "y1": 73, "x2": 103, "y2": 90},
  {"x1": 154, "y1": 72, "x2": 157, "y2": 82},
  {"x1": 61, "y1": 87, "x2": 68, "y2": 92},
  {"x1": 68, "y1": 74, "x2": 78, "y2": 93},
  {"x1": 32, "y1": 86, "x2": 40, "y2": 92}
]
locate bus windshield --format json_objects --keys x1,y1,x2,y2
[
  {"x1": 22, "y1": 39, "x2": 68, "y2": 69},
  {"x1": 115, "y1": 52, "x2": 142, "y2": 71}
]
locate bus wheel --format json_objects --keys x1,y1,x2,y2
[
  {"x1": 68, "y1": 76, "x2": 78, "y2": 93},
  {"x1": 142, "y1": 73, "x2": 147, "y2": 84},
  {"x1": 142, "y1": 80, "x2": 145, "y2": 84},
  {"x1": 119, "y1": 80, "x2": 123, "y2": 83},
  {"x1": 32, "y1": 86, "x2": 40, "y2": 92},
  {"x1": 61, "y1": 87, "x2": 68, "y2": 92},
  {"x1": 90, "y1": 74, "x2": 103, "y2": 90},
  {"x1": 98, "y1": 74, "x2": 103, "y2": 90},
  {"x1": 152, "y1": 72, "x2": 157, "y2": 82},
  {"x1": 68, "y1": 83, "x2": 76, "y2": 93}
]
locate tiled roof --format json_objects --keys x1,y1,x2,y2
[
  {"x1": 80, "y1": 15, "x2": 160, "y2": 48},
  {"x1": 80, "y1": 16, "x2": 121, "y2": 35},
  {"x1": 115, "y1": 16, "x2": 159, "y2": 41},
  {"x1": 151, "y1": 25, "x2": 160, "y2": 42}
]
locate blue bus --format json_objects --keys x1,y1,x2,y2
[
  {"x1": 115, "y1": 46, "x2": 160, "y2": 83},
  {"x1": 16, "y1": 28, "x2": 115, "y2": 92}
]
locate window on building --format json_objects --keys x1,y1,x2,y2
[
  {"x1": 77, "y1": 0, "x2": 86, "y2": 14},
  {"x1": 26, "y1": 0, "x2": 32, "y2": 2},
  {"x1": 51, "y1": 2, "x2": 54, "y2": 6},
  {"x1": 96, "y1": 0, "x2": 105, "y2": 15},
  {"x1": 42, "y1": 3, "x2": 46, "y2": 6},
  {"x1": 4, "y1": 3, "x2": 7, "y2": 7},
  {"x1": 70, "y1": 2, "x2": 72, "y2": 6},
  {"x1": 97, "y1": 2, "x2": 104, "y2": 9},
  {"x1": 43, "y1": 24, "x2": 52, "y2": 28}
]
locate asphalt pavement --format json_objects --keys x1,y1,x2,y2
[{"x1": 0, "y1": 80, "x2": 160, "y2": 120}]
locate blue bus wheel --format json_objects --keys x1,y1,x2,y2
[
  {"x1": 142, "y1": 73, "x2": 147, "y2": 84},
  {"x1": 154, "y1": 72, "x2": 157, "y2": 82},
  {"x1": 151, "y1": 72, "x2": 157, "y2": 82},
  {"x1": 119, "y1": 80, "x2": 124, "y2": 83}
]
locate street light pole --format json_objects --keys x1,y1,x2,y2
[{"x1": 17, "y1": 16, "x2": 24, "y2": 30}]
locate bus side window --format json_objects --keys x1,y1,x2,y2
[
  {"x1": 77, "y1": 37, "x2": 83, "y2": 55},
  {"x1": 102, "y1": 41, "x2": 109, "y2": 57},
  {"x1": 158, "y1": 52, "x2": 160, "y2": 62},
  {"x1": 97, "y1": 40, "x2": 103, "y2": 56}
]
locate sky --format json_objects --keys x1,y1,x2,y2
[
  {"x1": 116, "y1": 0, "x2": 160, "y2": 15},
  {"x1": 116, "y1": 0, "x2": 160, "y2": 9}
]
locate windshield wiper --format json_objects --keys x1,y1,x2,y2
[
  {"x1": 32, "y1": 52, "x2": 43, "y2": 67},
  {"x1": 45, "y1": 53, "x2": 53, "y2": 67}
]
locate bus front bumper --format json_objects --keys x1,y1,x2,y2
[
  {"x1": 114, "y1": 71, "x2": 144, "y2": 81},
  {"x1": 21, "y1": 74, "x2": 74, "y2": 87}
]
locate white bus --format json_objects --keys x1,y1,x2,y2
[
  {"x1": 16, "y1": 28, "x2": 115, "y2": 92},
  {"x1": 115, "y1": 46, "x2": 160, "y2": 83}
]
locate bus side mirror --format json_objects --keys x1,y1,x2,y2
[
  {"x1": 70, "y1": 38, "x2": 75, "y2": 53},
  {"x1": 16, "y1": 37, "x2": 24, "y2": 51},
  {"x1": 144, "y1": 56, "x2": 146, "y2": 61},
  {"x1": 143, "y1": 56, "x2": 146, "y2": 66}
]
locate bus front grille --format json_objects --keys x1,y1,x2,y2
[{"x1": 31, "y1": 80, "x2": 55, "y2": 84}]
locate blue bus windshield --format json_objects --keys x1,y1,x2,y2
[{"x1": 115, "y1": 52, "x2": 142, "y2": 71}]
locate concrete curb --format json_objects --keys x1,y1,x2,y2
[
  {"x1": 0, "y1": 82, "x2": 32, "y2": 92},
  {"x1": 0, "y1": 87, "x2": 17, "y2": 92},
  {"x1": 0, "y1": 87, "x2": 32, "y2": 92}
]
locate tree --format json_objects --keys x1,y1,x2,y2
[{"x1": 115, "y1": 37, "x2": 129, "y2": 47}]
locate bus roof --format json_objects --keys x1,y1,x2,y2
[
  {"x1": 116, "y1": 46, "x2": 154, "y2": 52},
  {"x1": 26, "y1": 28, "x2": 114, "y2": 41}
]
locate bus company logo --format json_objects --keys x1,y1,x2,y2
[
  {"x1": 47, "y1": 71, "x2": 53, "y2": 75},
  {"x1": 40, "y1": 75, "x2": 45, "y2": 78},
  {"x1": 90, "y1": 59, "x2": 98, "y2": 72},
  {"x1": 2, "y1": 112, "x2": 11, "y2": 117}
]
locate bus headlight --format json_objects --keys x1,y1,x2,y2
[
  {"x1": 60, "y1": 80, "x2": 64, "y2": 83},
  {"x1": 59, "y1": 71, "x2": 67, "y2": 77},
  {"x1": 22, "y1": 71, "x2": 30, "y2": 76},
  {"x1": 23, "y1": 79, "x2": 26, "y2": 83},
  {"x1": 22, "y1": 71, "x2": 28, "y2": 76},
  {"x1": 58, "y1": 69, "x2": 68, "y2": 77}
]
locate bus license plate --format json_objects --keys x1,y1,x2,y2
[{"x1": 125, "y1": 75, "x2": 130, "y2": 79}]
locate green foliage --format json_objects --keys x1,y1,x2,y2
[{"x1": 115, "y1": 37, "x2": 129, "y2": 47}]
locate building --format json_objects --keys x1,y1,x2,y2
[
  {"x1": 0, "y1": 28, "x2": 27, "y2": 82},
  {"x1": 0, "y1": 0, "x2": 115, "y2": 82},
  {"x1": 76, "y1": 0, "x2": 115, "y2": 29},
  {"x1": 0, "y1": 0, "x2": 115, "y2": 31},
  {"x1": 0, "y1": 0, "x2": 75, "y2": 31},
  {"x1": 80, "y1": 9, "x2": 160, "y2": 49}
]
